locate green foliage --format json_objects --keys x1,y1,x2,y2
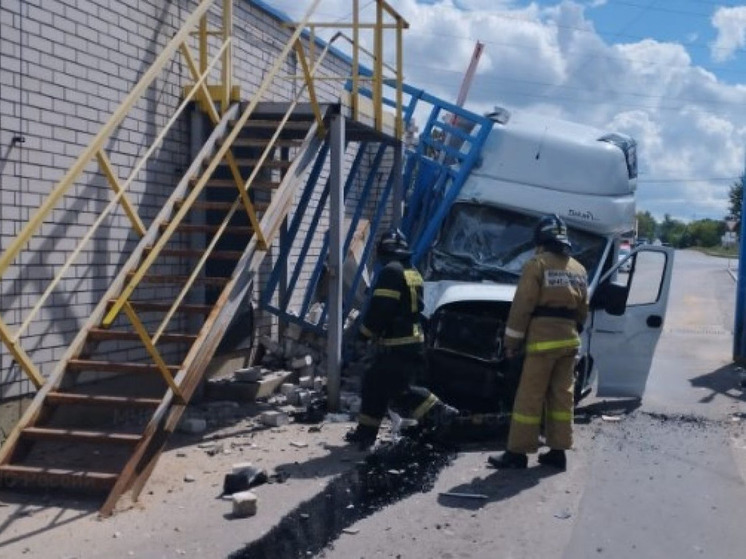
[
  {"x1": 728, "y1": 179, "x2": 743, "y2": 230},
  {"x1": 635, "y1": 211, "x2": 656, "y2": 240},
  {"x1": 636, "y1": 212, "x2": 726, "y2": 249}
]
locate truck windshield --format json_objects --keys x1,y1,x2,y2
[{"x1": 425, "y1": 203, "x2": 607, "y2": 284}]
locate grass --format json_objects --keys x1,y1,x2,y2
[{"x1": 690, "y1": 245, "x2": 740, "y2": 258}]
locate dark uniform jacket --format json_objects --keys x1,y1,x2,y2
[
  {"x1": 359, "y1": 259, "x2": 425, "y2": 347},
  {"x1": 504, "y1": 248, "x2": 588, "y2": 355}
]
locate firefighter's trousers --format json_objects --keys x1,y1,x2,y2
[
  {"x1": 507, "y1": 347, "x2": 576, "y2": 454},
  {"x1": 357, "y1": 345, "x2": 439, "y2": 433}
]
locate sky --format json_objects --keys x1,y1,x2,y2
[{"x1": 262, "y1": 0, "x2": 746, "y2": 223}]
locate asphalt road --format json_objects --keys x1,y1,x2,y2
[
  {"x1": 2, "y1": 250, "x2": 745, "y2": 559},
  {"x1": 315, "y1": 249, "x2": 746, "y2": 559}
]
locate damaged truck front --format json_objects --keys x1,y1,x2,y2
[{"x1": 418, "y1": 109, "x2": 674, "y2": 419}]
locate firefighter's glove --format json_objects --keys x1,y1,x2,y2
[{"x1": 503, "y1": 337, "x2": 523, "y2": 360}]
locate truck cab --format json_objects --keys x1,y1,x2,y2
[{"x1": 418, "y1": 109, "x2": 674, "y2": 416}]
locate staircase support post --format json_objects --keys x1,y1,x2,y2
[
  {"x1": 326, "y1": 115, "x2": 345, "y2": 411},
  {"x1": 392, "y1": 142, "x2": 403, "y2": 229}
]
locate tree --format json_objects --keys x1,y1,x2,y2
[
  {"x1": 687, "y1": 219, "x2": 724, "y2": 247},
  {"x1": 659, "y1": 214, "x2": 688, "y2": 247},
  {"x1": 635, "y1": 211, "x2": 656, "y2": 240},
  {"x1": 728, "y1": 178, "x2": 743, "y2": 230}
]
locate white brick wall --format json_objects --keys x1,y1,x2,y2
[{"x1": 0, "y1": 0, "x2": 391, "y2": 400}]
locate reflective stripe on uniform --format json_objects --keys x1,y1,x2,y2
[
  {"x1": 379, "y1": 333, "x2": 425, "y2": 346},
  {"x1": 526, "y1": 337, "x2": 579, "y2": 353},
  {"x1": 358, "y1": 413, "x2": 382, "y2": 427},
  {"x1": 360, "y1": 324, "x2": 374, "y2": 338},
  {"x1": 403, "y1": 269, "x2": 422, "y2": 313},
  {"x1": 505, "y1": 326, "x2": 525, "y2": 339},
  {"x1": 547, "y1": 409, "x2": 573, "y2": 422},
  {"x1": 511, "y1": 412, "x2": 542, "y2": 425},
  {"x1": 379, "y1": 324, "x2": 424, "y2": 346},
  {"x1": 411, "y1": 393, "x2": 439, "y2": 419},
  {"x1": 373, "y1": 288, "x2": 400, "y2": 300}
]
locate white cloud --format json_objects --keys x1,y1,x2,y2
[
  {"x1": 710, "y1": 7, "x2": 746, "y2": 63},
  {"x1": 265, "y1": 0, "x2": 746, "y2": 221}
]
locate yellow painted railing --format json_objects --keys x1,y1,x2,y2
[
  {"x1": 0, "y1": 0, "x2": 236, "y2": 388},
  {"x1": 293, "y1": 0, "x2": 409, "y2": 139},
  {"x1": 0, "y1": 0, "x2": 408, "y2": 391}
]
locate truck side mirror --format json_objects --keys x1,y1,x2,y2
[{"x1": 590, "y1": 281, "x2": 628, "y2": 316}]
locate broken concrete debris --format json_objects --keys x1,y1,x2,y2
[
  {"x1": 224, "y1": 464, "x2": 268, "y2": 495},
  {"x1": 232, "y1": 490, "x2": 258, "y2": 518},
  {"x1": 260, "y1": 411, "x2": 290, "y2": 427},
  {"x1": 177, "y1": 417, "x2": 207, "y2": 435}
]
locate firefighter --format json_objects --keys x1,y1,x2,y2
[
  {"x1": 344, "y1": 228, "x2": 459, "y2": 449},
  {"x1": 488, "y1": 214, "x2": 588, "y2": 470}
]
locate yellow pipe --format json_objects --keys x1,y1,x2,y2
[
  {"x1": 396, "y1": 18, "x2": 404, "y2": 140},
  {"x1": 123, "y1": 302, "x2": 185, "y2": 404},
  {"x1": 0, "y1": 318, "x2": 45, "y2": 388},
  {"x1": 294, "y1": 41, "x2": 325, "y2": 137},
  {"x1": 352, "y1": 0, "x2": 359, "y2": 122},
  {"x1": 374, "y1": 1, "x2": 384, "y2": 132},
  {"x1": 221, "y1": 0, "x2": 233, "y2": 113},
  {"x1": 96, "y1": 151, "x2": 147, "y2": 237}
]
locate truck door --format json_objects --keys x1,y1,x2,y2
[{"x1": 589, "y1": 246, "x2": 675, "y2": 398}]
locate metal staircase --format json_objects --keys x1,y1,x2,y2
[
  {"x1": 0, "y1": 101, "x2": 329, "y2": 515},
  {"x1": 0, "y1": 0, "x2": 412, "y2": 514}
]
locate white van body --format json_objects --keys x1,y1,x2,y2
[{"x1": 421, "y1": 109, "x2": 674, "y2": 413}]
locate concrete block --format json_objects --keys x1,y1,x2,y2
[
  {"x1": 285, "y1": 322, "x2": 304, "y2": 341},
  {"x1": 260, "y1": 410, "x2": 289, "y2": 427},
  {"x1": 178, "y1": 417, "x2": 207, "y2": 435},
  {"x1": 280, "y1": 383, "x2": 296, "y2": 396},
  {"x1": 291, "y1": 355, "x2": 313, "y2": 369},
  {"x1": 205, "y1": 370, "x2": 294, "y2": 402},
  {"x1": 235, "y1": 366, "x2": 264, "y2": 383},
  {"x1": 232, "y1": 490, "x2": 258, "y2": 518},
  {"x1": 260, "y1": 335, "x2": 282, "y2": 355}
]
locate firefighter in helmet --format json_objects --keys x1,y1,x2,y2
[
  {"x1": 345, "y1": 228, "x2": 459, "y2": 449},
  {"x1": 488, "y1": 214, "x2": 588, "y2": 470}
]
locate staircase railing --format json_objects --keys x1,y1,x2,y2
[
  {"x1": 0, "y1": 0, "x2": 243, "y2": 389},
  {"x1": 0, "y1": 0, "x2": 411, "y2": 391}
]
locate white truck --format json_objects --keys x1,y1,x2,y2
[{"x1": 419, "y1": 108, "x2": 674, "y2": 416}]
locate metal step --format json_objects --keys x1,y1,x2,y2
[
  {"x1": 67, "y1": 359, "x2": 180, "y2": 375},
  {"x1": 21, "y1": 427, "x2": 142, "y2": 445},
  {"x1": 125, "y1": 270, "x2": 231, "y2": 287},
  {"x1": 0, "y1": 464, "x2": 118, "y2": 491},
  {"x1": 145, "y1": 247, "x2": 244, "y2": 261},
  {"x1": 158, "y1": 221, "x2": 254, "y2": 236},
  {"x1": 46, "y1": 392, "x2": 162, "y2": 408},
  {"x1": 87, "y1": 328, "x2": 198, "y2": 344},
  {"x1": 175, "y1": 199, "x2": 270, "y2": 211},
  {"x1": 109, "y1": 300, "x2": 212, "y2": 315},
  {"x1": 191, "y1": 177, "x2": 280, "y2": 190}
]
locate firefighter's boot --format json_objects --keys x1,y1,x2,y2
[
  {"x1": 421, "y1": 401, "x2": 460, "y2": 436},
  {"x1": 487, "y1": 451, "x2": 528, "y2": 469},
  {"x1": 344, "y1": 424, "x2": 378, "y2": 450},
  {"x1": 538, "y1": 449, "x2": 566, "y2": 470}
]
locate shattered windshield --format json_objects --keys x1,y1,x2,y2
[{"x1": 425, "y1": 203, "x2": 607, "y2": 285}]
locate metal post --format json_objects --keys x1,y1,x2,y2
[
  {"x1": 326, "y1": 115, "x2": 345, "y2": 410},
  {"x1": 735, "y1": 173, "x2": 746, "y2": 362},
  {"x1": 391, "y1": 141, "x2": 403, "y2": 229}
]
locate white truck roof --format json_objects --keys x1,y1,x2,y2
[{"x1": 458, "y1": 110, "x2": 636, "y2": 236}]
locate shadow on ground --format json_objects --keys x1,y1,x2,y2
[{"x1": 689, "y1": 362, "x2": 746, "y2": 404}]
